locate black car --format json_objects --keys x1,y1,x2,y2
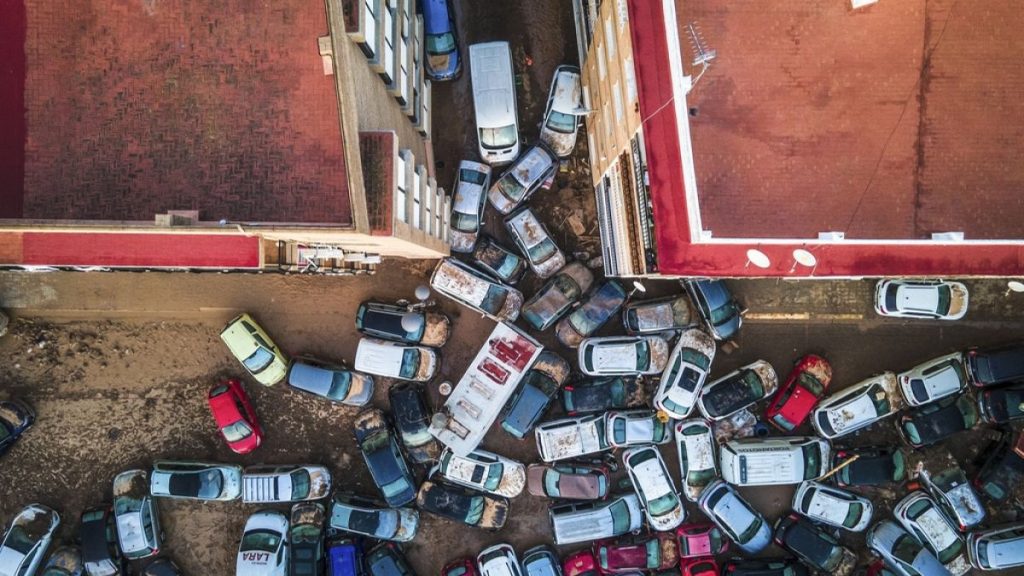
[
  {"x1": 722, "y1": 559, "x2": 810, "y2": 576},
  {"x1": 415, "y1": 480, "x2": 508, "y2": 530},
  {"x1": 290, "y1": 502, "x2": 326, "y2": 576},
  {"x1": 978, "y1": 383, "x2": 1024, "y2": 423},
  {"x1": 0, "y1": 398, "x2": 35, "y2": 457},
  {"x1": 353, "y1": 409, "x2": 417, "y2": 507},
  {"x1": 772, "y1": 514, "x2": 854, "y2": 574},
  {"x1": 973, "y1": 428, "x2": 1024, "y2": 501},
  {"x1": 365, "y1": 542, "x2": 415, "y2": 576},
  {"x1": 80, "y1": 505, "x2": 126, "y2": 576},
  {"x1": 966, "y1": 343, "x2": 1024, "y2": 387},
  {"x1": 562, "y1": 377, "x2": 646, "y2": 415},
  {"x1": 355, "y1": 301, "x2": 451, "y2": 347},
  {"x1": 684, "y1": 279, "x2": 743, "y2": 341},
  {"x1": 472, "y1": 236, "x2": 528, "y2": 285},
  {"x1": 388, "y1": 383, "x2": 440, "y2": 464},
  {"x1": 897, "y1": 394, "x2": 978, "y2": 448},
  {"x1": 141, "y1": 558, "x2": 183, "y2": 576},
  {"x1": 501, "y1": 351, "x2": 570, "y2": 438},
  {"x1": 833, "y1": 448, "x2": 906, "y2": 487}
]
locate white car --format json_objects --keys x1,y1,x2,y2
[
  {"x1": 577, "y1": 336, "x2": 669, "y2": 377},
  {"x1": 354, "y1": 338, "x2": 438, "y2": 383},
  {"x1": 654, "y1": 328, "x2": 716, "y2": 419},
  {"x1": 967, "y1": 523, "x2": 1024, "y2": 571},
  {"x1": 893, "y1": 492, "x2": 970, "y2": 576},
  {"x1": 539, "y1": 65, "x2": 582, "y2": 157},
  {"x1": 0, "y1": 504, "x2": 59, "y2": 576},
  {"x1": 236, "y1": 510, "x2": 289, "y2": 576},
  {"x1": 898, "y1": 352, "x2": 968, "y2": 407},
  {"x1": 448, "y1": 161, "x2": 492, "y2": 253},
  {"x1": 504, "y1": 207, "x2": 566, "y2": 279},
  {"x1": 623, "y1": 446, "x2": 685, "y2": 531},
  {"x1": 435, "y1": 448, "x2": 526, "y2": 498},
  {"x1": 867, "y1": 520, "x2": 949, "y2": 576},
  {"x1": 150, "y1": 461, "x2": 243, "y2": 501},
  {"x1": 675, "y1": 419, "x2": 718, "y2": 501},
  {"x1": 811, "y1": 372, "x2": 901, "y2": 439},
  {"x1": 792, "y1": 480, "x2": 873, "y2": 532},
  {"x1": 113, "y1": 470, "x2": 162, "y2": 560},
  {"x1": 242, "y1": 465, "x2": 332, "y2": 504},
  {"x1": 719, "y1": 437, "x2": 830, "y2": 487},
  {"x1": 477, "y1": 544, "x2": 522, "y2": 576},
  {"x1": 874, "y1": 279, "x2": 969, "y2": 320},
  {"x1": 605, "y1": 410, "x2": 672, "y2": 448},
  {"x1": 534, "y1": 414, "x2": 611, "y2": 462}
]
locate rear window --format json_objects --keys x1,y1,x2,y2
[{"x1": 608, "y1": 500, "x2": 632, "y2": 534}]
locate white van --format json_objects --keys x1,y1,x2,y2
[
  {"x1": 469, "y1": 42, "x2": 520, "y2": 165},
  {"x1": 534, "y1": 414, "x2": 609, "y2": 462},
  {"x1": 549, "y1": 493, "x2": 643, "y2": 545},
  {"x1": 354, "y1": 338, "x2": 439, "y2": 382},
  {"x1": 719, "y1": 437, "x2": 831, "y2": 486}
]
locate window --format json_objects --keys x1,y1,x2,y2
[
  {"x1": 412, "y1": 170, "x2": 421, "y2": 229},
  {"x1": 395, "y1": 154, "x2": 408, "y2": 222},
  {"x1": 624, "y1": 57, "x2": 637, "y2": 104},
  {"x1": 382, "y1": 2, "x2": 396, "y2": 83},
  {"x1": 604, "y1": 18, "x2": 616, "y2": 59},
  {"x1": 424, "y1": 179, "x2": 433, "y2": 234},
  {"x1": 435, "y1": 190, "x2": 444, "y2": 237},
  {"x1": 597, "y1": 42, "x2": 606, "y2": 80},
  {"x1": 612, "y1": 82, "x2": 623, "y2": 122},
  {"x1": 360, "y1": 0, "x2": 378, "y2": 58}
]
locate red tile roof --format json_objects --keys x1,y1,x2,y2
[{"x1": 0, "y1": 232, "x2": 261, "y2": 269}]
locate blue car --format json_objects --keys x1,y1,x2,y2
[
  {"x1": 328, "y1": 537, "x2": 363, "y2": 576},
  {"x1": 353, "y1": 409, "x2": 417, "y2": 507},
  {"x1": 501, "y1": 351, "x2": 570, "y2": 438},
  {"x1": 0, "y1": 398, "x2": 35, "y2": 457},
  {"x1": 421, "y1": 0, "x2": 461, "y2": 80},
  {"x1": 683, "y1": 279, "x2": 743, "y2": 341}
]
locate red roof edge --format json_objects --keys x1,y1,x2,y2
[{"x1": 6, "y1": 232, "x2": 262, "y2": 269}]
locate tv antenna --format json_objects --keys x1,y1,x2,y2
[{"x1": 685, "y1": 22, "x2": 717, "y2": 89}]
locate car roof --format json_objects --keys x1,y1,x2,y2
[
  {"x1": 421, "y1": 0, "x2": 452, "y2": 35},
  {"x1": 549, "y1": 67, "x2": 581, "y2": 114}
]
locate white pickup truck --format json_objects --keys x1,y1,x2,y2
[{"x1": 535, "y1": 414, "x2": 611, "y2": 462}]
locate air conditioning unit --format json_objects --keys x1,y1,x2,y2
[
  {"x1": 818, "y1": 231, "x2": 845, "y2": 240},
  {"x1": 931, "y1": 232, "x2": 964, "y2": 241}
]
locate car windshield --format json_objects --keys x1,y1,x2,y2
[
  {"x1": 771, "y1": 413, "x2": 796, "y2": 432},
  {"x1": 801, "y1": 444, "x2": 822, "y2": 479},
  {"x1": 460, "y1": 168, "x2": 488, "y2": 185},
  {"x1": 647, "y1": 492, "x2": 678, "y2": 516},
  {"x1": 290, "y1": 470, "x2": 311, "y2": 499},
  {"x1": 935, "y1": 285, "x2": 952, "y2": 315},
  {"x1": 480, "y1": 284, "x2": 510, "y2": 316},
  {"x1": 452, "y1": 211, "x2": 479, "y2": 233},
  {"x1": 243, "y1": 347, "x2": 274, "y2": 373},
  {"x1": 490, "y1": 251, "x2": 521, "y2": 280},
  {"x1": 222, "y1": 420, "x2": 253, "y2": 443},
  {"x1": 608, "y1": 500, "x2": 632, "y2": 534},
  {"x1": 544, "y1": 470, "x2": 562, "y2": 496},
  {"x1": 892, "y1": 534, "x2": 922, "y2": 565},
  {"x1": 869, "y1": 384, "x2": 891, "y2": 414},
  {"x1": 737, "y1": 517, "x2": 763, "y2": 544},
  {"x1": 480, "y1": 125, "x2": 518, "y2": 149},
  {"x1": 170, "y1": 469, "x2": 222, "y2": 498},
  {"x1": 5, "y1": 527, "x2": 35, "y2": 554},
  {"x1": 381, "y1": 476, "x2": 412, "y2": 500},
  {"x1": 680, "y1": 348, "x2": 711, "y2": 371},
  {"x1": 483, "y1": 464, "x2": 504, "y2": 491},
  {"x1": 494, "y1": 176, "x2": 527, "y2": 205},
  {"x1": 635, "y1": 341, "x2": 651, "y2": 372},
  {"x1": 291, "y1": 524, "x2": 320, "y2": 545},
  {"x1": 708, "y1": 301, "x2": 737, "y2": 325},
  {"x1": 545, "y1": 110, "x2": 576, "y2": 134},
  {"x1": 328, "y1": 372, "x2": 353, "y2": 401},
  {"x1": 527, "y1": 238, "x2": 558, "y2": 263},
  {"x1": 399, "y1": 349, "x2": 420, "y2": 380},
  {"x1": 843, "y1": 502, "x2": 864, "y2": 529},
  {"x1": 241, "y1": 529, "x2": 281, "y2": 553},
  {"x1": 464, "y1": 496, "x2": 485, "y2": 525},
  {"x1": 426, "y1": 32, "x2": 456, "y2": 55},
  {"x1": 688, "y1": 468, "x2": 716, "y2": 486},
  {"x1": 798, "y1": 372, "x2": 824, "y2": 395}
]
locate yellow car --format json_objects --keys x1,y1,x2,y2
[{"x1": 220, "y1": 313, "x2": 289, "y2": 386}]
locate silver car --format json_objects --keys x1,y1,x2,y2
[
  {"x1": 521, "y1": 262, "x2": 594, "y2": 331},
  {"x1": 0, "y1": 504, "x2": 60, "y2": 576},
  {"x1": 792, "y1": 480, "x2": 873, "y2": 532},
  {"x1": 893, "y1": 492, "x2": 970, "y2": 575},
  {"x1": 867, "y1": 520, "x2": 950, "y2": 576},
  {"x1": 504, "y1": 207, "x2": 566, "y2": 279},
  {"x1": 113, "y1": 470, "x2": 162, "y2": 560},
  {"x1": 539, "y1": 65, "x2": 582, "y2": 157},
  {"x1": 328, "y1": 492, "x2": 419, "y2": 543},
  {"x1": 449, "y1": 161, "x2": 492, "y2": 253},
  {"x1": 286, "y1": 358, "x2": 374, "y2": 406},
  {"x1": 811, "y1": 372, "x2": 901, "y2": 439},
  {"x1": 897, "y1": 352, "x2": 968, "y2": 407},
  {"x1": 697, "y1": 480, "x2": 771, "y2": 554},
  {"x1": 435, "y1": 448, "x2": 526, "y2": 498},
  {"x1": 150, "y1": 461, "x2": 242, "y2": 501},
  {"x1": 967, "y1": 522, "x2": 1024, "y2": 571},
  {"x1": 674, "y1": 419, "x2": 718, "y2": 501},
  {"x1": 487, "y1": 145, "x2": 557, "y2": 214},
  {"x1": 655, "y1": 328, "x2": 716, "y2": 419},
  {"x1": 917, "y1": 463, "x2": 985, "y2": 530}
]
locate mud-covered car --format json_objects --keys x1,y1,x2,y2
[
  {"x1": 207, "y1": 379, "x2": 263, "y2": 455},
  {"x1": 534, "y1": 414, "x2": 611, "y2": 462},
  {"x1": 773, "y1": 514, "x2": 855, "y2": 576},
  {"x1": 893, "y1": 492, "x2": 970, "y2": 575},
  {"x1": 0, "y1": 398, "x2": 35, "y2": 458},
  {"x1": 972, "y1": 428, "x2": 1024, "y2": 502},
  {"x1": 654, "y1": 329, "x2": 716, "y2": 420},
  {"x1": 150, "y1": 460, "x2": 242, "y2": 501},
  {"x1": 353, "y1": 409, "x2": 416, "y2": 507},
  {"x1": 449, "y1": 161, "x2": 492, "y2": 253},
  {"x1": 697, "y1": 360, "x2": 778, "y2": 421},
  {"x1": 683, "y1": 279, "x2": 743, "y2": 341},
  {"x1": 289, "y1": 502, "x2": 325, "y2": 576},
  {"x1": 415, "y1": 480, "x2": 509, "y2": 530},
  {"x1": 676, "y1": 523, "x2": 728, "y2": 558},
  {"x1": 80, "y1": 506, "x2": 125, "y2": 576},
  {"x1": 874, "y1": 279, "x2": 969, "y2": 320},
  {"x1": 355, "y1": 301, "x2": 451, "y2": 347},
  {"x1": 42, "y1": 545, "x2": 84, "y2": 576},
  {"x1": 505, "y1": 207, "x2": 566, "y2": 279},
  {"x1": 578, "y1": 336, "x2": 669, "y2": 377},
  {"x1": 435, "y1": 448, "x2": 525, "y2": 498},
  {"x1": 430, "y1": 258, "x2": 523, "y2": 322},
  {"x1": 698, "y1": 480, "x2": 771, "y2": 555},
  {"x1": 624, "y1": 446, "x2": 686, "y2": 531},
  {"x1": 287, "y1": 358, "x2": 374, "y2": 407},
  {"x1": 675, "y1": 419, "x2": 718, "y2": 502},
  {"x1": 791, "y1": 481, "x2": 873, "y2": 532},
  {"x1": 242, "y1": 465, "x2": 332, "y2": 504},
  {"x1": 811, "y1": 372, "x2": 901, "y2": 439},
  {"x1": 220, "y1": 312, "x2": 289, "y2": 386},
  {"x1": 488, "y1": 144, "x2": 558, "y2": 214},
  {"x1": 328, "y1": 492, "x2": 418, "y2": 543},
  {"x1": 977, "y1": 382, "x2": 1024, "y2": 423},
  {"x1": 562, "y1": 377, "x2": 646, "y2": 415},
  {"x1": 897, "y1": 352, "x2": 968, "y2": 407},
  {"x1": 112, "y1": 470, "x2": 161, "y2": 560},
  {"x1": 765, "y1": 354, "x2": 832, "y2": 432},
  {"x1": 833, "y1": 447, "x2": 906, "y2": 487},
  {"x1": 0, "y1": 504, "x2": 60, "y2": 576},
  {"x1": 593, "y1": 532, "x2": 679, "y2": 574},
  {"x1": 521, "y1": 263, "x2": 594, "y2": 331},
  {"x1": 722, "y1": 559, "x2": 809, "y2": 576},
  {"x1": 388, "y1": 383, "x2": 440, "y2": 464},
  {"x1": 555, "y1": 280, "x2": 627, "y2": 349},
  {"x1": 501, "y1": 351, "x2": 570, "y2": 438},
  {"x1": 916, "y1": 462, "x2": 986, "y2": 530},
  {"x1": 606, "y1": 410, "x2": 671, "y2": 448},
  {"x1": 867, "y1": 521, "x2": 948, "y2": 576},
  {"x1": 354, "y1": 338, "x2": 438, "y2": 383},
  {"x1": 540, "y1": 65, "x2": 582, "y2": 157},
  {"x1": 622, "y1": 294, "x2": 695, "y2": 335},
  {"x1": 236, "y1": 510, "x2": 289, "y2": 576},
  {"x1": 526, "y1": 464, "x2": 609, "y2": 500},
  {"x1": 472, "y1": 236, "x2": 528, "y2": 286},
  {"x1": 897, "y1": 394, "x2": 978, "y2": 448},
  {"x1": 365, "y1": 542, "x2": 414, "y2": 576}
]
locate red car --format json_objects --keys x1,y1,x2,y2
[
  {"x1": 681, "y1": 558, "x2": 719, "y2": 576},
  {"x1": 594, "y1": 533, "x2": 678, "y2": 574},
  {"x1": 563, "y1": 549, "x2": 599, "y2": 576},
  {"x1": 676, "y1": 523, "x2": 728, "y2": 558},
  {"x1": 207, "y1": 379, "x2": 262, "y2": 454},
  {"x1": 442, "y1": 558, "x2": 478, "y2": 576},
  {"x1": 764, "y1": 354, "x2": 832, "y2": 432}
]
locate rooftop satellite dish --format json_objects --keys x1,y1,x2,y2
[
  {"x1": 1007, "y1": 281, "x2": 1024, "y2": 294},
  {"x1": 746, "y1": 249, "x2": 771, "y2": 269},
  {"x1": 793, "y1": 249, "x2": 817, "y2": 267}
]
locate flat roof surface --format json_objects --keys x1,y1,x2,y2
[
  {"x1": 682, "y1": 0, "x2": 1024, "y2": 240},
  {"x1": 3, "y1": 0, "x2": 350, "y2": 225}
]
